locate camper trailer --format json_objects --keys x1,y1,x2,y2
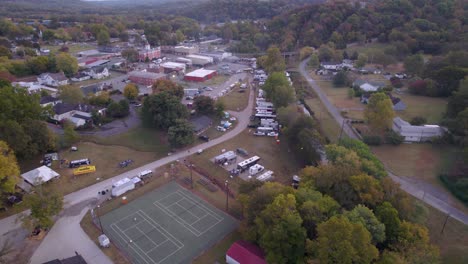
[
  {"x1": 257, "y1": 171, "x2": 274, "y2": 182},
  {"x1": 237, "y1": 156, "x2": 261, "y2": 172},
  {"x1": 214, "y1": 151, "x2": 237, "y2": 164},
  {"x1": 111, "y1": 177, "x2": 135, "y2": 197},
  {"x1": 69, "y1": 158, "x2": 91, "y2": 168},
  {"x1": 249, "y1": 164, "x2": 265, "y2": 176}
]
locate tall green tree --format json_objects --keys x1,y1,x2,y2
[
  {"x1": 123, "y1": 83, "x2": 138, "y2": 101},
  {"x1": 152, "y1": 79, "x2": 184, "y2": 99},
  {"x1": 255, "y1": 194, "x2": 306, "y2": 264},
  {"x1": 376, "y1": 202, "x2": 401, "y2": 246},
  {"x1": 364, "y1": 92, "x2": 395, "y2": 131},
  {"x1": 59, "y1": 85, "x2": 84, "y2": 104},
  {"x1": 404, "y1": 54, "x2": 424, "y2": 76},
  {"x1": 355, "y1": 54, "x2": 368, "y2": 68},
  {"x1": 141, "y1": 92, "x2": 188, "y2": 130},
  {"x1": 262, "y1": 72, "x2": 294, "y2": 108},
  {"x1": 0, "y1": 141, "x2": 20, "y2": 203},
  {"x1": 167, "y1": 119, "x2": 194, "y2": 147},
  {"x1": 263, "y1": 46, "x2": 286, "y2": 74},
  {"x1": 62, "y1": 121, "x2": 80, "y2": 147},
  {"x1": 97, "y1": 30, "x2": 110, "y2": 46},
  {"x1": 22, "y1": 188, "x2": 63, "y2": 230},
  {"x1": 193, "y1": 95, "x2": 215, "y2": 114},
  {"x1": 55, "y1": 53, "x2": 78, "y2": 77},
  {"x1": 345, "y1": 205, "x2": 386, "y2": 244},
  {"x1": 316, "y1": 216, "x2": 379, "y2": 264}
]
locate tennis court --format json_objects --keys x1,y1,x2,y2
[{"x1": 100, "y1": 182, "x2": 238, "y2": 264}]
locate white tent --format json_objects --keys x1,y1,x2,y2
[{"x1": 21, "y1": 166, "x2": 60, "y2": 186}]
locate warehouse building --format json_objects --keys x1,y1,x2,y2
[
  {"x1": 187, "y1": 54, "x2": 214, "y2": 66},
  {"x1": 129, "y1": 70, "x2": 166, "y2": 86},
  {"x1": 160, "y1": 62, "x2": 186, "y2": 74},
  {"x1": 174, "y1": 45, "x2": 199, "y2": 55},
  {"x1": 184, "y1": 68, "x2": 217, "y2": 82}
]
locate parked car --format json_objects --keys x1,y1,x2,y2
[
  {"x1": 186, "y1": 96, "x2": 194, "y2": 100},
  {"x1": 217, "y1": 126, "x2": 226, "y2": 132},
  {"x1": 253, "y1": 131, "x2": 266, "y2": 136},
  {"x1": 236, "y1": 148, "x2": 249, "y2": 156},
  {"x1": 267, "y1": 132, "x2": 278, "y2": 137},
  {"x1": 199, "y1": 135, "x2": 210, "y2": 142}
]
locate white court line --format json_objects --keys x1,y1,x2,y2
[
  {"x1": 114, "y1": 212, "x2": 146, "y2": 232},
  {"x1": 176, "y1": 190, "x2": 224, "y2": 221},
  {"x1": 111, "y1": 223, "x2": 151, "y2": 264},
  {"x1": 153, "y1": 201, "x2": 201, "y2": 236},
  {"x1": 135, "y1": 226, "x2": 160, "y2": 248},
  {"x1": 155, "y1": 192, "x2": 185, "y2": 207},
  {"x1": 110, "y1": 224, "x2": 146, "y2": 264},
  {"x1": 171, "y1": 202, "x2": 201, "y2": 220},
  {"x1": 138, "y1": 210, "x2": 185, "y2": 264}
]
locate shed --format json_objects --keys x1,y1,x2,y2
[
  {"x1": 21, "y1": 166, "x2": 60, "y2": 186},
  {"x1": 226, "y1": 240, "x2": 267, "y2": 264}
]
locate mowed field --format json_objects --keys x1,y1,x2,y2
[
  {"x1": 396, "y1": 92, "x2": 447, "y2": 124},
  {"x1": 220, "y1": 85, "x2": 250, "y2": 111}
]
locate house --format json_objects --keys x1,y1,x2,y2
[
  {"x1": 226, "y1": 240, "x2": 267, "y2": 264},
  {"x1": 353, "y1": 79, "x2": 385, "y2": 92},
  {"x1": 320, "y1": 62, "x2": 342, "y2": 71},
  {"x1": 341, "y1": 59, "x2": 354, "y2": 69},
  {"x1": 360, "y1": 93, "x2": 406, "y2": 111},
  {"x1": 392, "y1": 117, "x2": 445, "y2": 142},
  {"x1": 40, "y1": 96, "x2": 61, "y2": 107},
  {"x1": 81, "y1": 83, "x2": 105, "y2": 96},
  {"x1": 71, "y1": 72, "x2": 91, "y2": 82},
  {"x1": 21, "y1": 166, "x2": 60, "y2": 186},
  {"x1": 129, "y1": 70, "x2": 167, "y2": 86},
  {"x1": 52, "y1": 103, "x2": 101, "y2": 127},
  {"x1": 85, "y1": 67, "x2": 110, "y2": 80},
  {"x1": 184, "y1": 68, "x2": 217, "y2": 82},
  {"x1": 38, "y1": 72, "x2": 69, "y2": 87}
]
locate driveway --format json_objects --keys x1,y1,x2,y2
[
  {"x1": 0, "y1": 83, "x2": 255, "y2": 264},
  {"x1": 299, "y1": 58, "x2": 468, "y2": 225}
]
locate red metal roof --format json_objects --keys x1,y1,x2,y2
[{"x1": 226, "y1": 240, "x2": 267, "y2": 264}]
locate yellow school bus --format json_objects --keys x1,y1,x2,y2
[{"x1": 73, "y1": 165, "x2": 96, "y2": 176}]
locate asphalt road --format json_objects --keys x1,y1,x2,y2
[
  {"x1": 299, "y1": 58, "x2": 468, "y2": 225},
  {"x1": 12, "y1": 81, "x2": 255, "y2": 264}
]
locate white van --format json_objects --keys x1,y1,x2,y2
[{"x1": 138, "y1": 170, "x2": 153, "y2": 180}]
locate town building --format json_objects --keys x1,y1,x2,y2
[
  {"x1": 37, "y1": 72, "x2": 69, "y2": 87},
  {"x1": 186, "y1": 54, "x2": 214, "y2": 66},
  {"x1": 52, "y1": 103, "x2": 104, "y2": 127},
  {"x1": 184, "y1": 68, "x2": 217, "y2": 82},
  {"x1": 129, "y1": 70, "x2": 166, "y2": 86},
  {"x1": 174, "y1": 45, "x2": 199, "y2": 55},
  {"x1": 85, "y1": 67, "x2": 110, "y2": 80},
  {"x1": 160, "y1": 62, "x2": 186, "y2": 74},
  {"x1": 138, "y1": 43, "x2": 161, "y2": 62},
  {"x1": 392, "y1": 117, "x2": 445, "y2": 142}
]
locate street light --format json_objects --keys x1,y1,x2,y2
[
  {"x1": 225, "y1": 180, "x2": 229, "y2": 212},
  {"x1": 96, "y1": 204, "x2": 104, "y2": 233},
  {"x1": 185, "y1": 159, "x2": 194, "y2": 189}
]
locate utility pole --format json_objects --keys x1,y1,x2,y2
[
  {"x1": 339, "y1": 119, "x2": 345, "y2": 143},
  {"x1": 441, "y1": 213, "x2": 450, "y2": 234},
  {"x1": 189, "y1": 163, "x2": 193, "y2": 189},
  {"x1": 225, "y1": 180, "x2": 229, "y2": 212},
  {"x1": 96, "y1": 204, "x2": 104, "y2": 233}
]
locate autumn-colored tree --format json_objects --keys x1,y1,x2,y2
[
  {"x1": 22, "y1": 188, "x2": 63, "y2": 230},
  {"x1": 123, "y1": 83, "x2": 138, "y2": 100},
  {"x1": 345, "y1": 205, "x2": 386, "y2": 244},
  {"x1": 152, "y1": 79, "x2": 184, "y2": 99},
  {"x1": 393, "y1": 221, "x2": 440, "y2": 263},
  {"x1": 55, "y1": 52, "x2": 78, "y2": 77},
  {"x1": 255, "y1": 194, "x2": 306, "y2": 264},
  {"x1": 263, "y1": 46, "x2": 286, "y2": 74},
  {"x1": 349, "y1": 174, "x2": 384, "y2": 207},
  {"x1": 364, "y1": 92, "x2": 395, "y2": 131},
  {"x1": 0, "y1": 141, "x2": 20, "y2": 204},
  {"x1": 59, "y1": 85, "x2": 84, "y2": 104},
  {"x1": 316, "y1": 216, "x2": 379, "y2": 264}
]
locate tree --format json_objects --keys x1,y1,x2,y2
[
  {"x1": 404, "y1": 54, "x2": 424, "y2": 76},
  {"x1": 55, "y1": 53, "x2": 78, "y2": 77},
  {"x1": 308, "y1": 54, "x2": 319, "y2": 68},
  {"x1": 333, "y1": 71, "x2": 349, "y2": 87},
  {"x1": 59, "y1": 85, "x2": 84, "y2": 104},
  {"x1": 0, "y1": 46, "x2": 11, "y2": 59},
  {"x1": 62, "y1": 121, "x2": 79, "y2": 147},
  {"x1": 152, "y1": 79, "x2": 184, "y2": 99},
  {"x1": 446, "y1": 77, "x2": 468, "y2": 118},
  {"x1": 123, "y1": 83, "x2": 138, "y2": 101},
  {"x1": 0, "y1": 141, "x2": 20, "y2": 204},
  {"x1": 316, "y1": 216, "x2": 378, "y2": 264},
  {"x1": 97, "y1": 30, "x2": 110, "y2": 46},
  {"x1": 299, "y1": 46, "x2": 314, "y2": 60},
  {"x1": 214, "y1": 100, "x2": 225, "y2": 118},
  {"x1": 121, "y1": 48, "x2": 139, "y2": 63},
  {"x1": 255, "y1": 194, "x2": 306, "y2": 264},
  {"x1": 193, "y1": 95, "x2": 214, "y2": 114},
  {"x1": 356, "y1": 54, "x2": 368, "y2": 68},
  {"x1": 107, "y1": 100, "x2": 130, "y2": 118},
  {"x1": 141, "y1": 92, "x2": 188, "y2": 130},
  {"x1": 262, "y1": 72, "x2": 294, "y2": 108},
  {"x1": 263, "y1": 46, "x2": 286, "y2": 74},
  {"x1": 345, "y1": 205, "x2": 386, "y2": 244},
  {"x1": 393, "y1": 221, "x2": 440, "y2": 263},
  {"x1": 167, "y1": 119, "x2": 194, "y2": 147},
  {"x1": 364, "y1": 92, "x2": 395, "y2": 131},
  {"x1": 22, "y1": 188, "x2": 63, "y2": 230},
  {"x1": 376, "y1": 202, "x2": 401, "y2": 246},
  {"x1": 349, "y1": 174, "x2": 384, "y2": 207}
]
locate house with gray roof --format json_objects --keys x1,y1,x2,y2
[{"x1": 392, "y1": 117, "x2": 445, "y2": 142}]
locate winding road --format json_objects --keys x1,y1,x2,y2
[
  {"x1": 299, "y1": 58, "x2": 468, "y2": 225},
  {"x1": 0, "y1": 87, "x2": 255, "y2": 264}
]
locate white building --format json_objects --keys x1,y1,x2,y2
[
  {"x1": 392, "y1": 117, "x2": 445, "y2": 142},
  {"x1": 21, "y1": 166, "x2": 60, "y2": 186},
  {"x1": 37, "y1": 72, "x2": 69, "y2": 87},
  {"x1": 85, "y1": 67, "x2": 110, "y2": 79},
  {"x1": 187, "y1": 54, "x2": 214, "y2": 66}
]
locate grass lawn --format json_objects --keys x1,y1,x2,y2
[
  {"x1": 346, "y1": 42, "x2": 392, "y2": 57},
  {"x1": 305, "y1": 98, "x2": 341, "y2": 143},
  {"x1": 193, "y1": 231, "x2": 242, "y2": 264},
  {"x1": 219, "y1": 85, "x2": 250, "y2": 112},
  {"x1": 310, "y1": 72, "x2": 363, "y2": 110},
  {"x1": 86, "y1": 126, "x2": 170, "y2": 153},
  {"x1": 189, "y1": 129, "x2": 301, "y2": 192},
  {"x1": 371, "y1": 143, "x2": 468, "y2": 213},
  {"x1": 43, "y1": 43, "x2": 95, "y2": 54},
  {"x1": 425, "y1": 203, "x2": 468, "y2": 264},
  {"x1": 396, "y1": 92, "x2": 448, "y2": 124}
]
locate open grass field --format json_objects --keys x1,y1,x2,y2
[
  {"x1": 88, "y1": 126, "x2": 170, "y2": 153},
  {"x1": 189, "y1": 129, "x2": 301, "y2": 191},
  {"x1": 425, "y1": 204, "x2": 468, "y2": 264},
  {"x1": 99, "y1": 182, "x2": 238, "y2": 264},
  {"x1": 304, "y1": 98, "x2": 341, "y2": 143},
  {"x1": 396, "y1": 92, "x2": 448, "y2": 124},
  {"x1": 310, "y1": 72, "x2": 363, "y2": 109},
  {"x1": 43, "y1": 43, "x2": 95, "y2": 54},
  {"x1": 220, "y1": 85, "x2": 250, "y2": 111},
  {"x1": 45, "y1": 142, "x2": 160, "y2": 195}
]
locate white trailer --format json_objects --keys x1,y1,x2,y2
[
  {"x1": 249, "y1": 164, "x2": 265, "y2": 176},
  {"x1": 111, "y1": 177, "x2": 135, "y2": 197},
  {"x1": 256, "y1": 101, "x2": 274, "y2": 107},
  {"x1": 257, "y1": 170, "x2": 274, "y2": 181},
  {"x1": 257, "y1": 126, "x2": 274, "y2": 133},
  {"x1": 237, "y1": 156, "x2": 261, "y2": 172},
  {"x1": 214, "y1": 151, "x2": 237, "y2": 163},
  {"x1": 187, "y1": 54, "x2": 214, "y2": 66}
]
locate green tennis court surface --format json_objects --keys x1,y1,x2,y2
[{"x1": 100, "y1": 182, "x2": 238, "y2": 264}]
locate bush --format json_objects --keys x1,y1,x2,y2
[
  {"x1": 363, "y1": 135, "x2": 382, "y2": 145},
  {"x1": 384, "y1": 130, "x2": 404, "y2": 145},
  {"x1": 410, "y1": 116, "x2": 427, "y2": 125},
  {"x1": 332, "y1": 71, "x2": 349, "y2": 87},
  {"x1": 390, "y1": 77, "x2": 403, "y2": 88},
  {"x1": 408, "y1": 80, "x2": 427, "y2": 95},
  {"x1": 440, "y1": 175, "x2": 468, "y2": 205}
]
